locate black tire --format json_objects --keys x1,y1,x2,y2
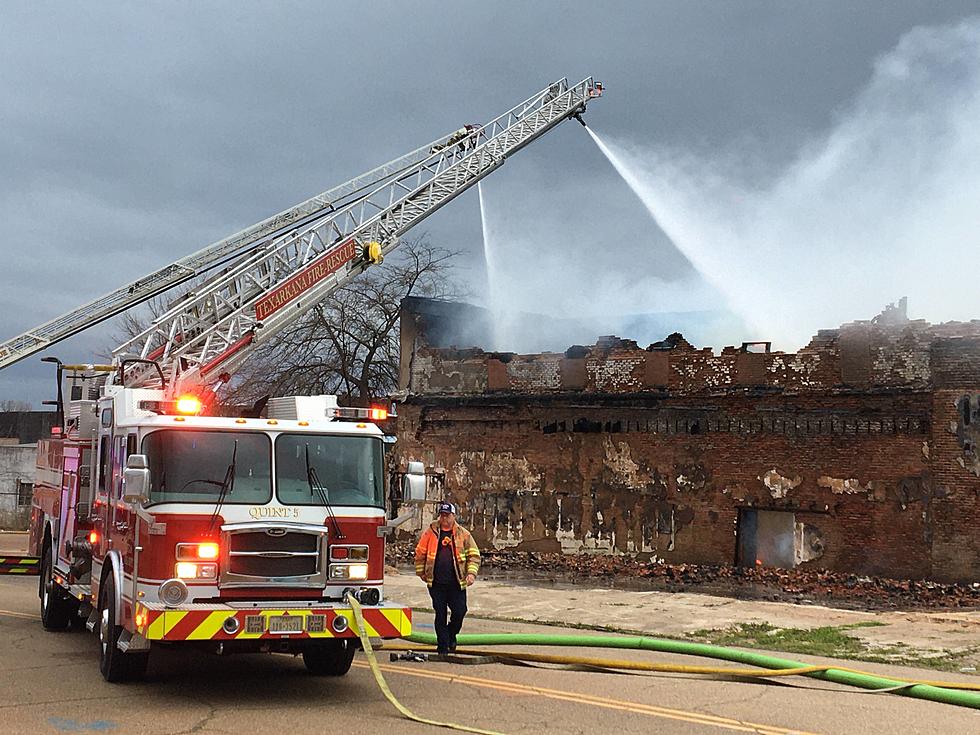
[
  {"x1": 98, "y1": 574, "x2": 149, "y2": 682},
  {"x1": 302, "y1": 640, "x2": 356, "y2": 676},
  {"x1": 39, "y1": 543, "x2": 75, "y2": 631}
]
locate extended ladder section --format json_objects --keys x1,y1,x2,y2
[
  {"x1": 116, "y1": 76, "x2": 601, "y2": 391},
  {"x1": 0, "y1": 132, "x2": 464, "y2": 371},
  {"x1": 0, "y1": 77, "x2": 602, "y2": 392}
]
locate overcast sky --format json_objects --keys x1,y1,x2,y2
[{"x1": 2, "y1": 1, "x2": 978, "y2": 404}]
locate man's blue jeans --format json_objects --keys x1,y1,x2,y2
[{"x1": 428, "y1": 582, "x2": 467, "y2": 653}]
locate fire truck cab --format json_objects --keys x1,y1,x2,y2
[{"x1": 30, "y1": 373, "x2": 416, "y2": 682}]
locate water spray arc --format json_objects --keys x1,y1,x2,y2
[
  {"x1": 583, "y1": 126, "x2": 741, "y2": 328},
  {"x1": 585, "y1": 18, "x2": 980, "y2": 346},
  {"x1": 477, "y1": 182, "x2": 503, "y2": 351}
]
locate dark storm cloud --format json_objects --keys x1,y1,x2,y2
[{"x1": 1, "y1": 1, "x2": 977, "y2": 402}]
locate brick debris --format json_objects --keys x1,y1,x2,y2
[{"x1": 386, "y1": 542, "x2": 980, "y2": 611}]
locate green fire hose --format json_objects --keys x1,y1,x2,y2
[{"x1": 403, "y1": 632, "x2": 980, "y2": 710}]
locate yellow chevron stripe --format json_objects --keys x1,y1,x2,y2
[
  {"x1": 380, "y1": 608, "x2": 412, "y2": 636},
  {"x1": 137, "y1": 607, "x2": 411, "y2": 641},
  {"x1": 187, "y1": 611, "x2": 227, "y2": 640},
  {"x1": 163, "y1": 610, "x2": 188, "y2": 635},
  {"x1": 146, "y1": 611, "x2": 166, "y2": 640}
]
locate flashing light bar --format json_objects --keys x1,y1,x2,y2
[
  {"x1": 329, "y1": 405, "x2": 394, "y2": 421},
  {"x1": 139, "y1": 394, "x2": 206, "y2": 416}
]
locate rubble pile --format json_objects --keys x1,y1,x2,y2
[{"x1": 385, "y1": 543, "x2": 980, "y2": 611}]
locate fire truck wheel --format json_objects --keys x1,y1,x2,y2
[
  {"x1": 97, "y1": 574, "x2": 149, "y2": 682},
  {"x1": 302, "y1": 640, "x2": 356, "y2": 676},
  {"x1": 40, "y1": 542, "x2": 76, "y2": 631}
]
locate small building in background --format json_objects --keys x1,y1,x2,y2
[{"x1": 0, "y1": 412, "x2": 57, "y2": 529}]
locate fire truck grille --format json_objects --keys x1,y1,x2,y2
[
  {"x1": 229, "y1": 531, "x2": 319, "y2": 554},
  {"x1": 222, "y1": 527, "x2": 325, "y2": 584},
  {"x1": 228, "y1": 554, "x2": 317, "y2": 578}
]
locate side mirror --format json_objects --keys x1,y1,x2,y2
[
  {"x1": 123, "y1": 454, "x2": 150, "y2": 504},
  {"x1": 402, "y1": 461, "x2": 427, "y2": 504}
]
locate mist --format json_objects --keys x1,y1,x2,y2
[
  {"x1": 475, "y1": 128, "x2": 742, "y2": 354},
  {"x1": 588, "y1": 17, "x2": 980, "y2": 349}
]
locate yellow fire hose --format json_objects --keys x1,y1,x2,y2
[
  {"x1": 383, "y1": 643, "x2": 980, "y2": 691},
  {"x1": 347, "y1": 594, "x2": 506, "y2": 735},
  {"x1": 349, "y1": 594, "x2": 979, "y2": 731}
]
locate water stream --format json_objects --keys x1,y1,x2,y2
[
  {"x1": 478, "y1": 181, "x2": 503, "y2": 350},
  {"x1": 585, "y1": 126, "x2": 729, "y2": 316},
  {"x1": 584, "y1": 17, "x2": 980, "y2": 346}
]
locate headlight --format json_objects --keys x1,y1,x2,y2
[
  {"x1": 176, "y1": 542, "x2": 220, "y2": 560},
  {"x1": 329, "y1": 563, "x2": 369, "y2": 580},
  {"x1": 175, "y1": 562, "x2": 217, "y2": 579}
]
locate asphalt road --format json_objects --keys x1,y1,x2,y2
[{"x1": 0, "y1": 576, "x2": 978, "y2": 735}]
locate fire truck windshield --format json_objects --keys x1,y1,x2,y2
[
  {"x1": 143, "y1": 430, "x2": 272, "y2": 505},
  {"x1": 275, "y1": 434, "x2": 384, "y2": 508}
]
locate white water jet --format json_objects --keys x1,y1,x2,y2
[
  {"x1": 587, "y1": 18, "x2": 980, "y2": 347},
  {"x1": 478, "y1": 181, "x2": 505, "y2": 350}
]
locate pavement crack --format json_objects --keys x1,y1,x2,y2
[
  {"x1": 170, "y1": 702, "x2": 218, "y2": 735},
  {"x1": 692, "y1": 687, "x2": 780, "y2": 733}
]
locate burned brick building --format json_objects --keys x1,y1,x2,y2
[{"x1": 392, "y1": 297, "x2": 980, "y2": 583}]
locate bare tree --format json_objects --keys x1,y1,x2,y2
[
  {"x1": 227, "y1": 235, "x2": 464, "y2": 403},
  {"x1": 106, "y1": 236, "x2": 464, "y2": 403},
  {"x1": 104, "y1": 282, "x2": 208, "y2": 359}
]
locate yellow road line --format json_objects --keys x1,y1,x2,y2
[
  {"x1": 355, "y1": 661, "x2": 817, "y2": 735},
  {"x1": 0, "y1": 608, "x2": 40, "y2": 621},
  {"x1": 0, "y1": 607, "x2": 815, "y2": 734}
]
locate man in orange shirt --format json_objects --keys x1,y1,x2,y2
[{"x1": 414, "y1": 502, "x2": 481, "y2": 655}]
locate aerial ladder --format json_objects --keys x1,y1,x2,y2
[
  {"x1": 0, "y1": 77, "x2": 603, "y2": 392},
  {"x1": 11, "y1": 78, "x2": 602, "y2": 684}
]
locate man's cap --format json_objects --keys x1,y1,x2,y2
[{"x1": 437, "y1": 501, "x2": 457, "y2": 515}]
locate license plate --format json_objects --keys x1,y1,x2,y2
[{"x1": 269, "y1": 615, "x2": 304, "y2": 634}]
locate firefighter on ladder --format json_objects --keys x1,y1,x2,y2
[
  {"x1": 430, "y1": 124, "x2": 481, "y2": 154},
  {"x1": 414, "y1": 502, "x2": 481, "y2": 655}
]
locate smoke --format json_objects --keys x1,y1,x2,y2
[
  {"x1": 476, "y1": 143, "x2": 739, "y2": 353},
  {"x1": 591, "y1": 17, "x2": 980, "y2": 348}
]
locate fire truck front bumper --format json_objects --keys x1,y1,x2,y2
[{"x1": 133, "y1": 601, "x2": 411, "y2": 642}]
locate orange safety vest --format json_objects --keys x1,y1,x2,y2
[{"x1": 414, "y1": 521, "x2": 481, "y2": 588}]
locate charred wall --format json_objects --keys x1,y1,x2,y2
[{"x1": 394, "y1": 299, "x2": 980, "y2": 582}]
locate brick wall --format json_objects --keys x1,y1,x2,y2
[{"x1": 395, "y1": 303, "x2": 980, "y2": 582}]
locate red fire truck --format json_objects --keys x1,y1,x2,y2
[
  {"x1": 30, "y1": 383, "x2": 417, "y2": 680},
  {"x1": 0, "y1": 77, "x2": 602, "y2": 681}
]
